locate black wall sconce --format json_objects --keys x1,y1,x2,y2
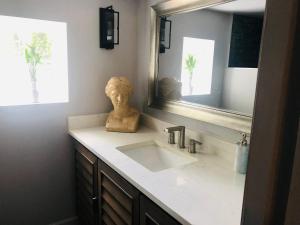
[
  {"x1": 160, "y1": 16, "x2": 172, "y2": 54},
  {"x1": 100, "y1": 6, "x2": 119, "y2": 49}
]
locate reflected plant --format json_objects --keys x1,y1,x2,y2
[
  {"x1": 185, "y1": 54, "x2": 197, "y2": 95},
  {"x1": 15, "y1": 33, "x2": 52, "y2": 103}
]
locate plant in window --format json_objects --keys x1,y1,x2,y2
[
  {"x1": 185, "y1": 54, "x2": 197, "y2": 95},
  {"x1": 24, "y1": 33, "x2": 52, "y2": 103},
  {"x1": 15, "y1": 33, "x2": 52, "y2": 103}
]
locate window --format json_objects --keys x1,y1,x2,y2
[
  {"x1": 180, "y1": 37, "x2": 215, "y2": 96},
  {"x1": 0, "y1": 15, "x2": 68, "y2": 106}
]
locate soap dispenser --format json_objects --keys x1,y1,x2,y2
[{"x1": 234, "y1": 133, "x2": 249, "y2": 174}]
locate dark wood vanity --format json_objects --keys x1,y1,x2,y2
[{"x1": 74, "y1": 140, "x2": 181, "y2": 225}]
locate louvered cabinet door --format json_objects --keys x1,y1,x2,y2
[
  {"x1": 98, "y1": 160, "x2": 140, "y2": 225},
  {"x1": 75, "y1": 142, "x2": 98, "y2": 225},
  {"x1": 140, "y1": 195, "x2": 181, "y2": 225}
]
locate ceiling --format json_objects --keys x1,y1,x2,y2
[{"x1": 210, "y1": 0, "x2": 266, "y2": 14}]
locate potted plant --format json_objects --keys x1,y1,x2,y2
[
  {"x1": 15, "y1": 32, "x2": 52, "y2": 103},
  {"x1": 24, "y1": 33, "x2": 52, "y2": 103},
  {"x1": 185, "y1": 54, "x2": 197, "y2": 95}
]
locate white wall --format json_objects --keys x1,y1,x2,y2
[
  {"x1": 0, "y1": 0, "x2": 138, "y2": 224},
  {"x1": 221, "y1": 68, "x2": 258, "y2": 115},
  {"x1": 159, "y1": 9, "x2": 233, "y2": 107}
]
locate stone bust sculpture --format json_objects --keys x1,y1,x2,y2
[{"x1": 105, "y1": 76, "x2": 140, "y2": 133}]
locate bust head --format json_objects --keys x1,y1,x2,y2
[
  {"x1": 105, "y1": 77, "x2": 133, "y2": 114},
  {"x1": 105, "y1": 76, "x2": 139, "y2": 132}
]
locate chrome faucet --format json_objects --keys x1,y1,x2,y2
[
  {"x1": 164, "y1": 126, "x2": 185, "y2": 149},
  {"x1": 189, "y1": 139, "x2": 202, "y2": 153}
]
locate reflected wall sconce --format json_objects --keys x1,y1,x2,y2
[
  {"x1": 100, "y1": 6, "x2": 119, "y2": 49},
  {"x1": 160, "y1": 16, "x2": 172, "y2": 53}
]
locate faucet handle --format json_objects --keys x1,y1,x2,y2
[{"x1": 189, "y1": 139, "x2": 202, "y2": 153}]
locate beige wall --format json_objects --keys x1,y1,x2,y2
[{"x1": 0, "y1": 0, "x2": 138, "y2": 224}]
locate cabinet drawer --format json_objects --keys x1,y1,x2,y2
[
  {"x1": 140, "y1": 195, "x2": 181, "y2": 225},
  {"x1": 98, "y1": 161, "x2": 140, "y2": 225}
]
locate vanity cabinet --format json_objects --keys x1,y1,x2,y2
[
  {"x1": 140, "y1": 195, "x2": 181, "y2": 225},
  {"x1": 75, "y1": 142, "x2": 99, "y2": 225},
  {"x1": 74, "y1": 141, "x2": 181, "y2": 225},
  {"x1": 98, "y1": 160, "x2": 140, "y2": 225}
]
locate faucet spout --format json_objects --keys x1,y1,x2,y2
[{"x1": 164, "y1": 126, "x2": 185, "y2": 148}]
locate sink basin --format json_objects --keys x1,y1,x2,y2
[{"x1": 116, "y1": 140, "x2": 197, "y2": 172}]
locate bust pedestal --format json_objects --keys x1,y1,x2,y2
[{"x1": 106, "y1": 109, "x2": 140, "y2": 133}]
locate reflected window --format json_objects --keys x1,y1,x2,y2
[
  {"x1": 181, "y1": 37, "x2": 215, "y2": 96},
  {"x1": 0, "y1": 15, "x2": 68, "y2": 106}
]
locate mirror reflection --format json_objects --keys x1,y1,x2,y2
[{"x1": 157, "y1": 0, "x2": 265, "y2": 116}]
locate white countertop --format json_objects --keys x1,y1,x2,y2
[{"x1": 69, "y1": 121, "x2": 245, "y2": 225}]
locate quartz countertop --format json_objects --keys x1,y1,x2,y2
[{"x1": 69, "y1": 124, "x2": 245, "y2": 225}]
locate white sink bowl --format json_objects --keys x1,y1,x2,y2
[{"x1": 116, "y1": 140, "x2": 197, "y2": 172}]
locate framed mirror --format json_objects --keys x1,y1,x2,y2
[{"x1": 148, "y1": 0, "x2": 266, "y2": 133}]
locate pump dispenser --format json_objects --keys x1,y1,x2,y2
[{"x1": 234, "y1": 133, "x2": 249, "y2": 174}]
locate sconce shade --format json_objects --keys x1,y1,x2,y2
[
  {"x1": 159, "y1": 16, "x2": 172, "y2": 54},
  {"x1": 100, "y1": 6, "x2": 119, "y2": 49}
]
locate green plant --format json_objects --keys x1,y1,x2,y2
[
  {"x1": 185, "y1": 54, "x2": 197, "y2": 95},
  {"x1": 23, "y1": 33, "x2": 51, "y2": 103}
]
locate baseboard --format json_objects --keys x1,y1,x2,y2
[{"x1": 48, "y1": 216, "x2": 78, "y2": 225}]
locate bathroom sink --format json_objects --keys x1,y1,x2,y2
[{"x1": 116, "y1": 140, "x2": 197, "y2": 172}]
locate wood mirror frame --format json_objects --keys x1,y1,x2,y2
[{"x1": 148, "y1": 0, "x2": 255, "y2": 134}]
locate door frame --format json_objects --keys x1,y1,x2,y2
[
  {"x1": 242, "y1": 0, "x2": 300, "y2": 224},
  {"x1": 284, "y1": 120, "x2": 300, "y2": 225}
]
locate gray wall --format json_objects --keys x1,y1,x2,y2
[
  {"x1": 221, "y1": 68, "x2": 258, "y2": 115},
  {"x1": 158, "y1": 9, "x2": 233, "y2": 107},
  {"x1": 0, "y1": 0, "x2": 138, "y2": 224},
  {"x1": 136, "y1": 0, "x2": 243, "y2": 142}
]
